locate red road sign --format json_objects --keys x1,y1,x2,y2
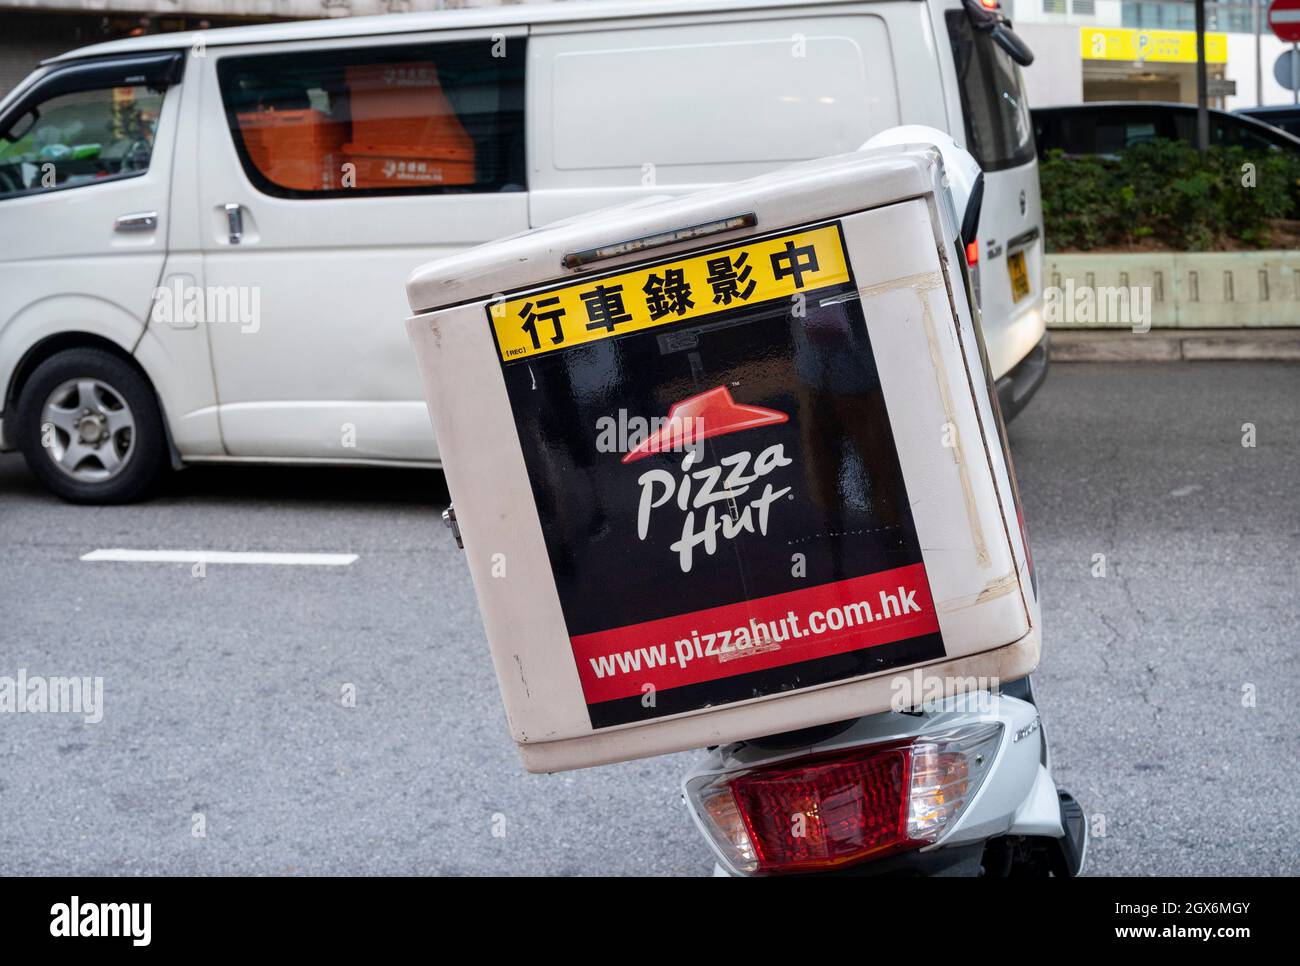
[{"x1": 1269, "y1": 0, "x2": 1300, "y2": 44}]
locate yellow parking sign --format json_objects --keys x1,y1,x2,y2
[
  {"x1": 489, "y1": 223, "x2": 850, "y2": 362},
  {"x1": 1080, "y1": 27, "x2": 1228, "y2": 64}
]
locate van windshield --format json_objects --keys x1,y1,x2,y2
[{"x1": 946, "y1": 11, "x2": 1034, "y2": 171}]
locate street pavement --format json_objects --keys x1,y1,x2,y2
[{"x1": 0, "y1": 361, "x2": 1296, "y2": 875}]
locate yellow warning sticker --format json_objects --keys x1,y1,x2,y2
[{"x1": 489, "y1": 223, "x2": 850, "y2": 362}]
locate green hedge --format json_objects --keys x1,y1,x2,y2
[{"x1": 1039, "y1": 140, "x2": 1300, "y2": 252}]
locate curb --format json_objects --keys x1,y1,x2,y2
[{"x1": 1048, "y1": 329, "x2": 1300, "y2": 362}]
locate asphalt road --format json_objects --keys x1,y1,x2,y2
[{"x1": 1, "y1": 361, "x2": 1296, "y2": 876}]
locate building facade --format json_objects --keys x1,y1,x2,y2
[{"x1": 1011, "y1": 0, "x2": 1298, "y2": 109}]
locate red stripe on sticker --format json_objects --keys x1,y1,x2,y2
[{"x1": 571, "y1": 562, "x2": 938, "y2": 705}]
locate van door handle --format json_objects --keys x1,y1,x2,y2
[
  {"x1": 224, "y1": 203, "x2": 244, "y2": 245},
  {"x1": 1006, "y1": 226, "x2": 1040, "y2": 252},
  {"x1": 114, "y1": 211, "x2": 158, "y2": 232}
]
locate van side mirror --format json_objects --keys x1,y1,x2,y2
[
  {"x1": 2, "y1": 109, "x2": 38, "y2": 143},
  {"x1": 990, "y1": 25, "x2": 1034, "y2": 67},
  {"x1": 960, "y1": 0, "x2": 1034, "y2": 68}
]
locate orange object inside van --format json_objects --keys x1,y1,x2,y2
[
  {"x1": 341, "y1": 61, "x2": 476, "y2": 188},
  {"x1": 235, "y1": 108, "x2": 346, "y2": 191}
]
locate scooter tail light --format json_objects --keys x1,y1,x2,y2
[
  {"x1": 905, "y1": 724, "x2": 1002, "y2": 840},
  {"x1": 696, "y1": 783, "x2": 759, "y2": 875},
  {"x1": 687, "y1": 723, "x2": 1002, "y2": 876}
]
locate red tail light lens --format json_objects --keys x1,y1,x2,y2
[
  {"x1": 729, "y1": 744, "x2": 916, "y2": 873},
  {"x1": 965, "y1": 239, "x2": 979, "y2": 266},
  {"x1": 686, "y1": 724, "x2": 1002, "y2": 875}
]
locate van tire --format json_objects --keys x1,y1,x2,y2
[{"x1": 15, "y1": 348, "x2": 167, "y2": 504}]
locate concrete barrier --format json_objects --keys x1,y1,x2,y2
[{"x1": 1043, "y1": 251, "x2": 1300, "y2": 328}]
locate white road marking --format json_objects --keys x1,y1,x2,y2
[{"x1": 80, "y1": 549, "x2": 358, "y2": 566}]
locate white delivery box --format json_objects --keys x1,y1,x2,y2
[{"x1": 405, "y1": 146, "x2": 1040, "y2": 773}]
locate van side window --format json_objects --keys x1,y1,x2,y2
[
  {"x1": 945, "y1": 12, "x2": 1035, "y2": 171},
  {"x1": 0, "y1": 84, "x2": 163, "y2": 199},
  {"x1": 216, "y1": 39, "x2": 525, "y2": 197},
  {"x1": 1210, "y1": 119, "x2": 1281, "y2": 153}
]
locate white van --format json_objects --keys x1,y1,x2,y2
[{"x1": 0, "y1": 0, "x2": 1046, "y2": 503}]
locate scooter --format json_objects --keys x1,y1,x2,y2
[{"x1": 680, "y1": 129, "x2": 1087, "y2": 878}]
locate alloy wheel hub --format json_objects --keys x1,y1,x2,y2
[
  {"x1": 40, "y1": 378, "x2": 136, "y2": 482},
  {"x1": 77, "y1": 412, "x2": 107, "y2": 445}
]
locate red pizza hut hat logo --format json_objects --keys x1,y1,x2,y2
[
  {"x1": 621, "y1": 386, "x2": 788, "y2": 464},
  {"x1": 628, "y1": 387, "x2": 794, "y2": 574}
]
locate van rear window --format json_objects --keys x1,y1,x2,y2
[
  {"x1": 216, "y1": 39, "x2": 525, "y2": 198},
  {"x1": 945, "y1": 11, "x2": 1034, "y2": 171}
]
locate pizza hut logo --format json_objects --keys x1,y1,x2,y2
[{"x1": 624, "y1": 387, "x2": 793, "y2": 574}]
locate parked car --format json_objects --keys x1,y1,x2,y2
[
  {"x1": 1234, "y1": 104, "x2": 1300, "y2": 140},
  {"x1": 0, "y1": 0, "x2": 1048, "y2": 503},
  {"x1": 1032, "y1": 101, "x2": 1300, "y2": 159}
]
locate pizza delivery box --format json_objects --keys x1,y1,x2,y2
[{"x1": 404, "y1": 146, "x2": 1040, "y2": 773}]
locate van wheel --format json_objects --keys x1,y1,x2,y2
[{"x1": 16, "y1": 348, "x2": 167, "y2": 504}]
